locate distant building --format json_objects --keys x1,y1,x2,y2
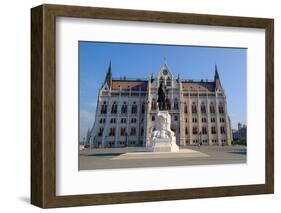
[
  {"x1": 86, "y1": 62, "x2": 233, "y2": 147},
  {"x1": 232, "y1": 123, "x2": 247, "y2": 141}
]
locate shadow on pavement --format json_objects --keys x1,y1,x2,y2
[
  {"x1": 84, "y1": 153, "x2": 123, "y2": 157},
  {"x1": 228, "y1": 149, "x2": 247, "y2": 155}
]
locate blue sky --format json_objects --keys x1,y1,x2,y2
[{"x1": 79, "y1": 41, "x2": 247, "y2": 141}]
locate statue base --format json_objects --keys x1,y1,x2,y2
[
  {"x1": 146, "y1": 138, "x2": 179, "y2": 152},
  {"x1": 146, "y1": 111, "x2": 179, "y2": 153}
]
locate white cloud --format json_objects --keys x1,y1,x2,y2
[
  {"x1": 79, "y1": 110, "x2": 95, "y2": 140},
  {"x1": 80, "y1": 109, "x2": 93, "y2": 119},
  {"x1": 88, "y1": 102, "x2": 97, "y2": 107}
]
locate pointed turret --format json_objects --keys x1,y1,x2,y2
[
  {"x1": 214, "y1": 64, "x2": 219, "y2": 80},
  {"x1": 104, "y1": 61, "x2": 112, "y2": 88},
  {"x1": 214, "y1": 64, "x2": 222, "y2": 90}
]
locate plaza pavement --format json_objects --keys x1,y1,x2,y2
[{"x1": 79, "y1": 145, "x2": 246, "y2": 170}]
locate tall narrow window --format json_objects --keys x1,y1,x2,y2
[
  {"x1": 201, "y1": 102, "x2": 206, "y2": 114},
  {"x1": 185, "y1": 127, "x2": 188, "y2": 135},
  {"x1": 192, "y1": 127, "x2": 198, "y2": 134},
  {"x1": 110, "y1": 118, "x2": 116, "y2": 123},
  {"x1": 218, "y1": 103, "x2": 224, "y2": 114},
  {"x1": 211, "y1": 126, "x2": 216, "y2": 134},
  {"x1": 220, "y1": 118, "x2": 225, "y2": 123},
  {"x1": 121, "y1": 102, "x2": 127, "y2": 114},
  {"x1": 120, "y1": 128, "x2": 126, "y2": 136},
  {"x1": 130, "y1": 127, "x2": 136, "y2": 136},
  {"x1": 98, "y1": 127, "x2": 104, "y2": 136},
  {"x1": 159, "y1": 76, "x2": 164, "y2": 85},
  {"x1": 111, "y1": 102, "x2": 117, "y2": 114},
  {"x1": 131, "y1": 118, "x2": 137, "y2": 123},
  {"x1": 109, "y1": 128, "x2": 115, "y2": 136},
  {"x1": 121, "y1": 118, "x2": 126, "y2": 124},
  {"x1": 131, "y1": 102, "x2": 137, "y2": 114},
  {"x1": 192, "y1": 102, "x2": 197, "y2": 114},
  {"x1": 210, "y1": 102, "x2": 215, "y2": 114},
  {"x1": 166, "y1": 77, "x2": 171, "y2": 86},
  {"x1": 184, "y1": 102, "x2": 188, "y2": 114},
  {"x1": 101, "y1": 101, "x2": 107, "y2": 114},
  {"x1": 174, "y1": 98, "x2": 179, "y2": 110},
  {"x1": 202, "y1": 126, "x2": 207, "y2": 134},
  {"x1": 141, "y1": 102, "x2": 145, "y2": 113},
  {"x1": 220, "y1": 126, "x2": 226, "y2": 134},
  {"x1": 151, "y1": 98, "x2": 157, "y2": 111}
]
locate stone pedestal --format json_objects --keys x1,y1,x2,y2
[{"x1": 146, "y1": 111, "x2": 179, "y2": 152}]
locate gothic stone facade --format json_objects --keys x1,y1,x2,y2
[{"x1": 87, "y1": 63, "x2": 232, "y2": 148}]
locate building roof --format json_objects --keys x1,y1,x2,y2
[
  {"x1": 182, "y1": 81, "x2": 215, "y2": 92},
  {"x1": 111, "y1": 79, "x2": 216, "y2": 92},
  {"x1": 111, "y1": 80, "x2": 148, "y2": 91}
]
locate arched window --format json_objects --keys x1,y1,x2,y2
[
  {"x1": 201, "y1": 102, "x2": 206, "y2": 114},
  {"x1": 131, "y1": 102, "x2": 137, "y2": 114},
  {"x1": 151, "y1": 99, "x2": 157, "y2": 110},
  {"x1": 100, "y1": 101, "x2": 107, "y2": 114},
  {"x1": 202, "y1": 126, "x2": 207, "y2": 134},
  {"x1": 218, "y1": 103, "x2": 224, "y2": 114},
  {"x1": 121, "y1": 102, "x2": 127, "y2": 114},
  {"x1": 174, "y1": 98, "x2": 179, "y2": 110},
  {"x1": 210, "y1": 102, "x2": 215, "y2": 114},
  {"x1": 98, "y1": 127, "x2": 104, "y2": 136},
  {"x1": 192, "y1": 102, "x2": 197, "y2": 114},
  {"x1": 131, "y1": 118, "x2": 137, "y2": 123},
  {"x1": 130, "y1": 127, "x2": 136, "y2": 136},
  {"x1": 220, "y1": 126, "x2": 226, "y2": 134},
  {"x1": 193, "y1": 127, "x2": 198, "y2": 134},
  {"x1": 166, "y1": 77, "x2": 171, "y2": 86},
  {"x1": 120, "y1": 128, "x2": 126, "y2": 136},
  {"x1": 111, "y1": 102, "x2": 117, "y2": 114},
  {"x1": 211, "y1": 126, "x2": 216, "y2": 134},
  {"x1": 109, "y1": 128, "x2": 115, "y2": 136}
]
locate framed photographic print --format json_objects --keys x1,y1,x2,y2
[{"x1": 31, "y1": 4, "x2": 274, "y2": 208}]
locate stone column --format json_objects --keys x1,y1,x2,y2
[
  {"x1": 145, "y1": 79, "x2": 151, "y2": 146},
  {"x1": 197, "y1": 89, "x2": 201, "y2": 145},
  {"x1": 179, "y1": 81, "x2": 185, "y2": 146},
  {"x1": 215, "y1": 91, "x2": 221, "y2": 145},
  {"x1": 188, "y1": 91, "x2": 192, "y2": 145},
  {"x1": 223, "y1": 96, "x2": 232, "y2": 145},
  {"x1": 102, "y1": 91, "x2": 111, "y2": 148},
  {"x1": 115, "y1": 88, "x2": 121, "y2": 147},
  {"x1": 206, "y1": 93, "x2": 212, "y2": 145}
]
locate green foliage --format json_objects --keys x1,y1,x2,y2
[{"x1": 232, "y1": 139, "x2": 247, "y2": 146}]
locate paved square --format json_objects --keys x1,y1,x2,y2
[{"x1": 79, "y1": 146, "x2": 246, "y2": 170}]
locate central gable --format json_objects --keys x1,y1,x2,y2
[{"x1": 156, "y1": 63, "x2": 174, "y2": 87}]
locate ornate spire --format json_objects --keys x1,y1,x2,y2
[
  {"x1": 214, "y1": 64, "x2": 220, "y2": 80},
  {"x1": 214, "y1": 64, "x2": 222, "y2": 90},
  {"x1": 108, "y1": 61, "x2": 112, "y2": 75},
  {"x1": 104, "y1": 61, "x2": 112, "y2": 88}
]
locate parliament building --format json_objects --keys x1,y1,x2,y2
[{"x1": 86, "y1": 62, "x2": 232, "y2": 148}]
